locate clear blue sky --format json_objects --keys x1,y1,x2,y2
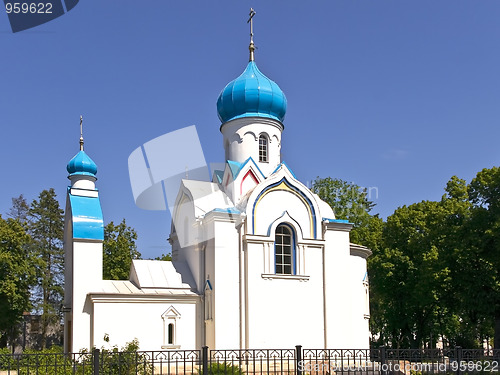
[{"x1": 1, "y1": 1, "x2": 499, "y2": 259}]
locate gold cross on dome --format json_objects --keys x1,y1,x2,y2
[{"x1": 247, "y1": 8, "x2": 256, "y2": 61}]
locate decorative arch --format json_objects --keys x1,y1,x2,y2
[
  {"x1": 252, "y1": 177, "x2": 318, "y2": 238},
  {"x1": 242, "y1": 130, "x2": 258, "y2": 141},
  {"x1": 267, "y1": 211, "x2": 304, "y2": 241},
  {"x1": 240, "y1": 169, "x2": 259, "y2": 195}
]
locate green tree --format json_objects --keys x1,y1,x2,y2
[
  {"x1": 154, "y1": 253, "x2": 172, "y2": 261},
  {"x1": 7, "y1": 194, "x2": 29, "y2": 224},
  {"x1": 0, "y1": 215, "x2": 36, "y2": 349},
  {"x1": 103, "y1": 219, "x2": 141, "y2": 280},
  {"x1": 311, "y1": 177, "x2": 381, "y2": 246},
  {"x1": 370, "y1": 199, "x2": 454, "y2": 348},
  {"x1": 29, "y1": 188, "x2": 65, "y2": 349},
  {"x1": 468, "y1": 167, "x2": 500, "y2": 349}
]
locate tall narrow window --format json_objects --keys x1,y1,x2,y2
[
  {"x1": 168, "y1": 323, "x2": 174, "y2": 344},
  {"x1": 259, "y1": 135, "x2": 268, "y2": 162},
  {"x1": 275, "y1": 224, "x2": 294, "y2": 274},
  {"x1": 162, "y1": 306, "x2": 181, "y2": 349}
]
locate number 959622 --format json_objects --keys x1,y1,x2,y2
[{"x1": 5, "y1": 2, "x2": 53, "y2": 14}]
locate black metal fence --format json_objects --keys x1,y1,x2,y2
[{"x1": 0, "y1": 347, "x2": 498, "y2": 375}]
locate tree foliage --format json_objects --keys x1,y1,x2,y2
[
  {"x1": 311, "y1": 177, "x2": 382, "y2": 247},
  {"x1": 7, "y1": 195, "x2": 29, "y2": 224},
  {"x1": 28, "y1": 188, "x2": 65, "y2": 349},
  {"x1": 0, "y1": 215, "x2": 36, "y2": 348},
  {"x1": 103, "y1": 219, "x2": 141, "y2": 280},
  {"x1": 154, "y1": 253, "x2": 172, "y2": 261},
  {"x1": 468, "y1": 167, "x2": 500, "y2": 349},
  {"x1": 316, "y1": 171, "x2": 500, "y2": 349}
]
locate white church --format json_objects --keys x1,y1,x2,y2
[{"x1": 63, "y1": 17, "x2": 371, "y2": 352}]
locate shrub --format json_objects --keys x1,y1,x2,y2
[{"x1": 198, "y1": 362, "x2": 245, "y2": 375}]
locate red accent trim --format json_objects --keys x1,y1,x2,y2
[{"x1": 241, "y1": 170, "x2": 258, "y2": 194}]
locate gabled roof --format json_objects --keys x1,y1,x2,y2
[
  {"x1": 178, "y1": 179, "x2": 233, "y2": 217},
  {"x1": 93, "y1": 280, "x2": 197, "y2": 296},
  {"x1": 271, "y1": 161, "x2": 297, "y2": 179},
  {"x1": 226, "y1": 157, "x2": 265, "y2": 179},
  {"x1": 129, "y1": 260, "x2": 195, "y2": 290},
  {"x1": 227, "y1": 160, "x2": 243, "y2": 178}
]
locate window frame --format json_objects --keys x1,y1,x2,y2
[
  {"x1": 258, "y1": 135, "x2": 268, "y2": 163},
  {"x1": 274, "y1": 223, "x2": 296, "y2": 275},
  {"x1": 161, "y1": 306, "x2": 181, "y2": 349}
]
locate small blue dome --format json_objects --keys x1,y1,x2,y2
[
  {"x1": 217, "y1": 61, "x2": 287, "y2": 124},
  {"x1": 67, "y1": 150, "x2": 97, "y2": 177}
]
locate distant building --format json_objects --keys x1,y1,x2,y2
[{"x1": 63, "y1": 24, "x2": 371, "y2": 352}]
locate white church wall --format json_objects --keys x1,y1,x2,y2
[
  {"x1": 209, "y1": 217, "x2": 241, "y2": 349},
  {"x1": 244, "y1": 241, "x2": 325, "y2": 348},
  {"x1": 221, "y1": 118, "x2": 283, "y2": 177},
  {"x1": 174, "y1": 195, "x2": 203, "y2": 292},
  {"x1": 203, "y1": 234, "x2": 216, "y2": 349},
  {"x1": 348, "y1": 254, "x2": 371, "y2": 349},
  {"x1": 322, "y1": 226, "x2": 371, "y2": 349},
  {"x1": 92, "y1": 301, "x2": 197, "y2": 351},
  {"x1": 71, "y1": 241, "x2": 103, "y2": 352}
]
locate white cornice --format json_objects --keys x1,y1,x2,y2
[
  {"x1": 89, "y1": 293, "x2": 201, "y2": 304},
  {"x1": 324, "y1": 222, "x2": 353, "y2": 232},
  {"x1": 203, "y1": 210, "x2": 242, "y2": 225},
  {"x1": 349, "y1": 243, "x2": 372, "y2": 259},
  {"x1": 220, "y1": 116, "x2": 284, "y2": 133}
]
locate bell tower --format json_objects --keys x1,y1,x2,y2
[
  {"x1": 217, "y1": 8, "x2": 287, "y2": 177},
  {"x1": 63, "y1": 117, "x2": 104, "y2": 352}
]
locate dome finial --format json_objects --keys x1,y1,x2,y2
[
  {"x1": 79, "y1": 115, "x2": 84, "y2": 151},
  {"x1": 247, "y1": 8, "x2": 256, "y2": 62}
]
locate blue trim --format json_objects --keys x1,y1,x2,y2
[
  {"x1": 205, "y1": 279, "x2": 213, "y2": 291},
  {"x1": 226, "y1": 157, "x2": 266, "y2": 180},
  {"x1": 68, "y1": 171, "x2": 97, "y2": 177},
  {"x1": 213, "y1": 170, "x2": 224, "y2": 184},
  {"x1": 224, "y1": 112, "x2": 283, "y2": 123},
  {"x1": 69, "y1": 190, "x2": 104, "y2": 240},
  {"x1": 271, "y1": 161, "x2": 297, "y2": 179},
  {"x1": 252, "y1": 177, "x2": 317, "y2": 238},
  {"x1": 210, "y1": 207, "x2": 241, "y2": 214},
  {"x1": 242, "y1": 157, "x2": 266, "y2": 178},
  {"x1": 322, "y1": 218, "x2": 351, "y2": 224},
  {"x1": 274, "y1": 223, "x2": 296, "y2": 275},
  {"x1": 227, "y1": 160, "x2": 243, "y2": 178}
]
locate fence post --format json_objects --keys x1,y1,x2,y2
[
  {"x1": 92, "y1": 348, "x2": 100, "y2": 375},
  {"x1": 455, "y1": 346, "x2": 462, "y2": 375},
  {"x1": 380, "y1": 346, "x2": 386, "y2": 375},
  {"x1": 296, "y1": 345, "x2": 302, "y2": 375},
  {"x1": 202, "y1": 346, "x2": 208, "y2": 375}
]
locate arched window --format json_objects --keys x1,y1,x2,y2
[
  {"x1": 275, "y1": 224, "x2": 295, "y2": 274},
  {"x1": 259, "y1": 135, "x2": 268, "y2": 162}
]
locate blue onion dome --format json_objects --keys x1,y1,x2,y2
[
  {"x1": 67, "y1": 150, "x2": 98, "y2": 177},
  {"x1": 217, "y1": 61, "x2": 287, "y2": 124}
]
